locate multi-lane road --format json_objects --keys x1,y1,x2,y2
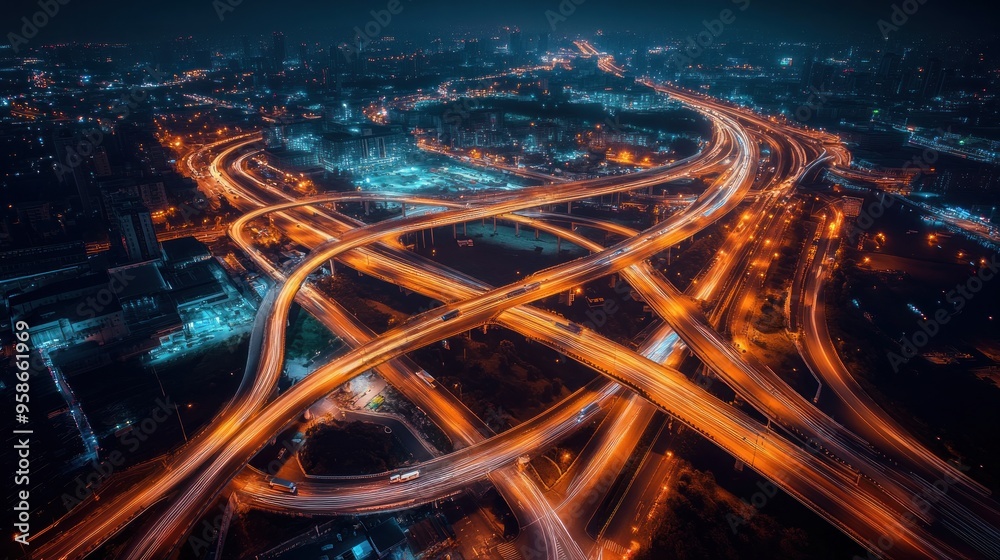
[{"x1": 26, "y1": 64, "x2": 1000, "y2": 560}]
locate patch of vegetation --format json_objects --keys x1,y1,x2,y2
[
  {"x1": 314, "y1": 276, "x2": 395, "y2": 333},
  {"x1": 529, "y1": 454, "x2": 563, "y2": 488},
  {"x1": 285, "y1": 306, "x2": 337, "y2": 360},
  {"x1": 753, "y1": 292, "x2": 787, "y2": 333},
  {"x1": 827, "y1": 259, "x2": 1000, "y2": 490},
  {"x1": 412, "y1": 329, "x2": 596, "y2": 429},
  {"x1": 529, "y1": 415, "x2": 598, "y2": 488},
  {"x1": 764, "y1": 214, "x2": 809, "y2": 297},
  {"x1": 638, "y1": 465, "x2": 810, "y2": 560},
  {"x1": 378, "y1": 385, "x2": 454, "y2": 454},
  {"x1": 299, "y1": 421, "x2": 409, "y2": 475},
  {"x1": 664, "y1": 220, "x2": 729, "y2": 290}
]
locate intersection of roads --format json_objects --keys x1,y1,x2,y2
[{"x1": 27, "y1": 54, "x2": 1000, "y2": 560}]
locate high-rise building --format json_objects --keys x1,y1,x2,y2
[
  {"x1": 509, "y1": 30, "x2": 524, "y2": 57},
  {"x1": 272, "y1": 32, "x2": 286, "y2": 70},
  {"x1": 350, "y1": 33, "x2": 367, "y2": 76},
  {"x1": 94, "y1": 146, "x2": 112, "y2": 177},
  {"x1": 319, "y1": 125, "x2": 410, "y2": 175},
  {"x1": 241, "y1": 35, "x2": 252, "y2": 65},
  {"x1": 922, "y1": 57, "x2": 945, "y2": 99},
  {"x1": 800, "y1": 57, "x2": 815, "y2": 88},
  {"x1": 114, "y1": 200, "x2": 159, "y2": 262},
  {"x1": 299, "y1": 42, "x2": 309, "y2": 68},
  {"x1": 464, "y1": 39, "x2": 481, "y2": 65},
  {"x1": 875, "y1": 52, "x2": 902, "y2": 97},
  {"x1": 537, "y1": 32, "x2": 549, "y2": 56},
  {"x1": 52, "y1": 128, "x2": 95, "y2": 213}
]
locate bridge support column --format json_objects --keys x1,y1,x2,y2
[
  {"x1": 567, "y1": 201, "x2": 572, "y2": 214},
  {"x1": 329, "y1": 259, "x2": 335, "y2": 278},
  {"x1": 515, "y1": 223, "x2": 520, "y2": 237},
  {"x1": 557, "y1": 237, "x2": 561, "y2": 252},
  {"x1": 453, "y1": 224, "x2": 457, "y2": 239},
  {"x1": 364, "y1": 201, "x2": 370, "y2": 215},
  {"x1": 401, "y1": 202, "x2": 406, "y2": 217},
  {"x1": 421, "y1": 230, "x2": 426, "y2": 248},
  {"x1": 430, "y1": 228, "x2": 434, "y2": 246},
  {"x1": 535, "y1": 228, "x2": 539, "y2": 240},
  {"x1": 493, "y1": 217, "x2": 497, "y2": 233},
  {"x1": 463, "y1": 222, "x2": 467, "y2": 236}
]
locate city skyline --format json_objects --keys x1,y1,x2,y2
[{"x1": 3, "y1": 0, "x2": 997, "y2": 42}]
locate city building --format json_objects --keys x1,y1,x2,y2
[
  {"x1": 113, "y1": 200, "x2": 160, "y2": 262},
  {"x1": 318, "y1": 124, "x2": 411, "y2": 175},
  {"x1": 0, "y1": 241, "x2": 88, "y2": 282}
]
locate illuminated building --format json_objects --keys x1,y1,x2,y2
[{"x1": 318, "y1": 124, "x2": 410, "y2": 174}]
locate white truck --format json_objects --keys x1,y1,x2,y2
[{"x1": 389, "y1": 470, "x2": 420, "y2": 484}]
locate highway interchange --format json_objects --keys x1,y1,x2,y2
[{"x1": 27, "y1": 53, "x2": 1000, "y2": 560}]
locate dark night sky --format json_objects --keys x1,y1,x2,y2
[{"x1": 2, "y1": 0, "x2": 994, "y2": 44}]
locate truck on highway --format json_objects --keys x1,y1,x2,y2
[
  {"x1": 577, "y1": 403, "x2": 599, "y2": 422},
  {"x1": 506, "y1": 287, "x2": 527, "y2": 299},
  {"x1": 268, "y1": 477, "x2": 298, "y2": 494},
  {"x1": 415, "y1": 369, "x2": 436, "y2": 388},
  {"x1": 555, "y1": 321, "x2": 582, "y2": 334},
  {"x1": 389, "y1": 470, "x2": 420, "y2": 484},
  {"x1": 441, "y1": 309, "x2": 461, "y2": 321},
  {"x1": 505, "y1": 282, "x2": 540, "y2": 299}
]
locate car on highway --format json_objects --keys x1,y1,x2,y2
[{"x1": 268, "y1": 477, "x2": 297, "y2": 494}]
